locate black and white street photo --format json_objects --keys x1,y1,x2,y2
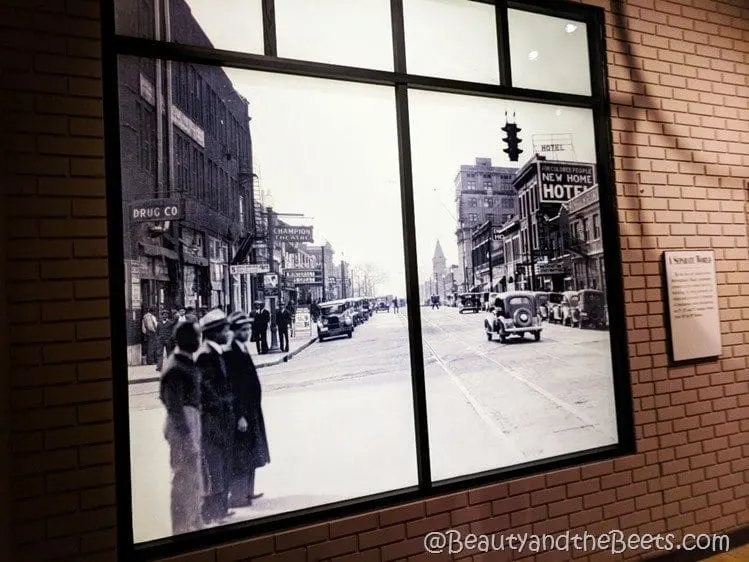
[{"x1": 114, "y1": 0, "x2": 624, "y2": 545}]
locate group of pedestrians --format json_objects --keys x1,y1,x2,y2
[
  {"x1": 143, "y1": 300, "x2": 295, "y2": 368},
  {"x1": 158, "y1": 308, "x2": 271, "y2": 535}
]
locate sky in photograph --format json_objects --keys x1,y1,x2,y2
[{"x1": 184, "y1": 0, "x2": 596, "y2": 294}]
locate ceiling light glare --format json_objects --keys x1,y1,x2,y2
[
  {"x1": 565, "y1": 23, "x2": 578, "y2": 33},
  {"x1": 528, "y1": 50, "x2": 539, "y2": 61}
]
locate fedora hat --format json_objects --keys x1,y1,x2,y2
[{"x1": 200, "y1": 308, "x2": 228, "y2": 332}]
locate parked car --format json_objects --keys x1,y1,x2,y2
[
  {"x1": 483, "y1": 292, "x2": 501, "y2": 311},
  {"x1": 560, "y1": 291, "x2": 581, "y2": 326},
  {"x1": 533, "y1": 292, "x2": 550, "y2": 321},
  {"x1": 484, "y1": 292, "x2": 542, "y2": 343},
  {"x1": 316, "y1": 300, "x2": 354, "y2": 341},
  {"x1": 547, "y1": 292, "x2": 564, "y2": 323},
  {"x1": 576, "y1": 289, "x2": 606, "y2": 329},
  {"x1": 458, "y1": 292, "x2": 482, "y2": 313}
]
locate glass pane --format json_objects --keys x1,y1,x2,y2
[
  {"x1": 115, "y1": 0, "x2": 265, "y2": 55},
  {"x1": 119, "y1": 55, "x2": 417, "y2": 544},
  {"x1": 508, "y1": 9, "x2": 591, "y2": 96},
  {"x1": 403, "y1": 0, "x2": 500, "y2": 84},
  {"x1": 408, "y1": 89, "x2": 617, "y2": 482},
  {"x1": 275, "y1": 0, "x2": 394, "y2": 71}
]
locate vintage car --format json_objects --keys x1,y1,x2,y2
[
  {"x1": 560, "y1": 291, "x2": 581, "y2": 326},
  {"x1": 484, "y1": 292, "x2": 542, "y2": 342},
  {"x1": 576, "y1": 289, "x2": 607, "y2": 329},
  {"x1": 316, "y1": 299, "x2": 354, "y2": 341},
  {"x1": 458, "y1": 292, "x2": 482, "y2": 313},
  {"x1": 533, "y1": 292, "x2": 550, "y2": 320},
  {"x1": 361, "y1": 299, "x2": 372, "y2": 320},
  {"x1": 482, "y1": 292, "x2": 501, "y2": 312},
  {"x1": 547, "y1": 292, "x2": 564, "y2": 324}
]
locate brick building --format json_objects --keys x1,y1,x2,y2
[
  {"x1": 454, "y1": 157, "x2": 518, "y2": 292},
  {"x1": 117, "y1": 0, "x2": 254, "y2": 363},
  {"x1": 3, "y1": 1, "x2": 749, "y2": 562}
]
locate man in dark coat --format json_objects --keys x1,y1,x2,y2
[
  {"x1": 156, "y1": 310, "x2": 176, "y2": 371},
  {"x1": 250, "y1": 301, "x2": 270, "y2": 354},
  {"x1": 276, "y1": 303, "x2": 292, "y2": 352},
  {"x1": 196, "y1": 309, "x2": 235, "y2": 524},
  {"x1": 159, "y1": 320, "x2": 204, "y2": 534},
  {"x1": 224, "y1": 311, "x2": 270, "y2": 508}
]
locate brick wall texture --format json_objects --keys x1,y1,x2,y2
[{"x1": 1, "y1": 0, "x2": 748, "y2": 561}]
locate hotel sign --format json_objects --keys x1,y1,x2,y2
[{"x1": 537, "y1": 162, "x2": 596, "y2": 204}]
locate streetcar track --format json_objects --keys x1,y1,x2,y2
[{"x1": 419, "y1": 315, "x2": 617, "y2": 443}]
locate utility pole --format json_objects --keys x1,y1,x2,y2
[
  {"x1": 321, "y1": 245, "x2": 326, "y2": 301},
  {"x1": 267, "y1": 207, "x2": 279, "y2": 351},
  {"x1": 340, "y1": 260, "x2": 346, "y2": 298}
]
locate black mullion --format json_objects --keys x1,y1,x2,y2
[
  {"x1": 390, "y1": 0, "x2": 407, "y2": 74},
  {"x1": 262, "y1": 0, "x2": 277, "y2": 57},
  {"x1": 394, "y1": 84, "x2": 432, "y2": 490},
  {"x1": 587, "y1": 6, "x2": 636, "y2": 453},
  {"x1": 99, "y1": 2, "x2": 136, "y2": 562},
  {"x1": 496, "y1": 0, "x2": 512, "y2": 86},
  {"x1": 113, "y1": 36, "x2": 597, "y2": 109}
]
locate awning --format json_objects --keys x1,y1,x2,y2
[
  {"x1": 231, "y1": 233, "x2": 254, "y2": 265},
  {"x1": 139, "y1": 242, "x2": 178, "y2": 260}
]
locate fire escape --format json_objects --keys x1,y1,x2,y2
[{"x1": 231, "y1": 171, "x2": 269, "y2": 266}]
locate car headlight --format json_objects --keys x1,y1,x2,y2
[
  {"x1": 344, "y1": 318, "x2": 352, "y2": 325},
  {"x1": 322, "y1": 319, "x2": 328, "y2": 326}
]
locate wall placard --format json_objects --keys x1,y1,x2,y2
[{"x1": 663, "y1": 250, "x2": 721, "y2": 362}]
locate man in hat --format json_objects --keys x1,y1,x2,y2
[
  {"x1": 275, "y1": 303, "x2": 292, "y2": 353},
  {"x1": 159, "y1": 320, "x2": 204, "y2": 534},
  {"x1": 224, "y1": 311, "x2": 270, "y2": 508},
  {"x1": 196, "y1": 308, "x2": 235, "y2": 524},
  {"x1": 251, "y1": 301, "x2": 270, "y2": 354}
]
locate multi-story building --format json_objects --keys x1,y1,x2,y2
[
  {"x1": 118, "y1": 0, "x2": 254, "y2": 364},
  {"x1": 565, "y1": 187, "x2": 605, "y2": 293},
  {"x1": 454, "y1": 158, "x2": 518, "y2": 292},
  {"x1": 511, "y1": 155, "x2": 597, "y2": 291},
  {"x1": 301, "y1": 242, "x2": 336, "y2": 302}
]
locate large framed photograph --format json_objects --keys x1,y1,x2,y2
[{"x1": 104, "y1": 0, "x2": 634, "y2": 557}]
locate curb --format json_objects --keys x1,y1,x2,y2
[{"x1": 127, "y1": 336, "x2": 318, "y2": 385}]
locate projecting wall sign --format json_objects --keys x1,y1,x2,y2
[{"x1": 663, "y1": 250, "x2": 721, "y2": 363}]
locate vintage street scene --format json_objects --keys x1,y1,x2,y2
[{"x1": 119, "y1": 0, "x2": 620, "y2": 544}]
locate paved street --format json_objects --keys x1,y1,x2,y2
[{"x1": 129, "y1": 306, "x2": 618, "y2": 543}]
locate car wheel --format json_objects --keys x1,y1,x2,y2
[
  {"x1": 347, "y1": 331, "x2": 353, "y2": 338},
  {"x1": 319, "y1": 336, "x2": 325, "y2": 342},
  {"x1": 486, "y1": 331, "x2": 492, "y2": 341},
  {"x1": 534, "y1": 332, "x2": 541, "y2": 342}
]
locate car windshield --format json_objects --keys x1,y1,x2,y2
[
  {"x1": 568, "y1": 295, "x2": 580, "y2": 306},
  {"x1": 536, "y1": 294, "x2": 548, "y2": 305},
  {"x1": 321, "y1": 304, "x2": 345, "y2": 315},
  {"x1": 548, "y1": 293, "x2": 563, "y2": 304}
]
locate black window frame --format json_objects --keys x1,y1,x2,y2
[{"x1": 101, "y1": 0, "x2": 634, "y2": 560}]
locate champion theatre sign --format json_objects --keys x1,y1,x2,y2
[
  {"x1": 537, "y1": 162, "x2": 596, "y2": 204},
  {"x1": 274, "y1": 226, "x2": 314, "y2": 243}
]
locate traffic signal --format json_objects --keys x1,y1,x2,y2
[{"x1": 501, "y1": 120, "x2": 523, "y2": 162}]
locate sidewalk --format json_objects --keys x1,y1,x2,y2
[{"x1": 128, "y1": 330, "x2": 317, "y2": 385}]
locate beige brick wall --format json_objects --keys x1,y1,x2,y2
[{"x1": 1, "y1": 0, "x2": 747, "y2": 561}]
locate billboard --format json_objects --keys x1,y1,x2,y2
[{"x1": 537, "y1": 162, "x2": 596, "y2": 203}]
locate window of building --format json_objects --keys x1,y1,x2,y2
[
  {"x1": 582, "y1": 217, "x2": 589, "y2": 241},
  {"x1": 109, "y1": 1, "x2": 627, "y2": 555}
]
